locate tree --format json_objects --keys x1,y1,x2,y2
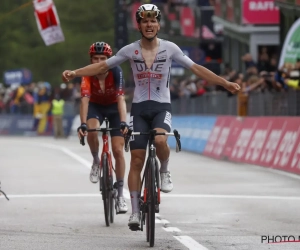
[{"x1": 0, "y1": 0, "x2": 116, "y2": 85}]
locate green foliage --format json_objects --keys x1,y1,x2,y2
[{"x1": 0, "y1": 0, "x2": 117, "y2": 85}]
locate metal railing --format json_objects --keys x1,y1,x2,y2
[
  {"x1": 4, "y1": 91, "x2": 299, "y2": 117},
  {"x1": 171, "y1": 90, "x2": 300, "y2": 116}
]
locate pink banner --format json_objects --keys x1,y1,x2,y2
[
  {"x1": 222, "y1": 118, "x2": 243, "y2": 159},
  {"x1": 243, "y1": 118, "x2": 273, "y2": 165},
  {"x1": 203, "y1": 116, "x2": 234, "y2": 159},
  {"x1": 180, "y1": 7, "x2": 195, "y2": 37},
  {"x1": 272, "y1": 118, "x2": 300, "y2": 173},
  {"x1": 242, "y1": 0, "x2": 279, "y2": 24},
  {"x1": 205, "y1": 116, "x2": 300, "y2": 175},
  {"x1": 228, "y1": 118, "x2": 258, "y2": 162},
  {"x1": 258, "y1": 118, "x2": 286, "y2": 167}
]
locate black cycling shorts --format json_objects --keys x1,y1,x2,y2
[
  {"x1": 129, "y1": 101, "x2": 172, "y2": 150},
  {"x1": 87, "y1": 101, "x2": 122, "y2": 137}
]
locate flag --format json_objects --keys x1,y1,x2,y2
[
  {"x1": 202, "y1": 25, "x2": 216, "y2": 40},
  {"x1": 33, "y1": 0, "x2": 65, "y2": 46}
]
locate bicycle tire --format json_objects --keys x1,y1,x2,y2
[
  {"x1": 155, "y1": 158, "x2": 160, "y2": 213},
  {"x1": 101, "y1": 153, "x2": 110, "y2": 226},
  {"x1": 144, "y1": 158, "x2": 150, "y2": 242},
  {"x1": 145, "y1": 169, "x2": 150, "y2": 243},
  {"x1": 146, "y1": 158, "x2": 156, "y2": 247},
  {"x1": 109, "y1": 159, "x2": 114, "y2": 223}
]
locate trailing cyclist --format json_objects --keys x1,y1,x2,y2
[
  {"x1": 77, "y1": 42, "x2": 128, "y2": 213},
  {"x1": 62, "y1": 4, "x2": 240, "y2": 228}
]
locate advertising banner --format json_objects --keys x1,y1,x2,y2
[
  {"x1": 203, "y1": 116, "x2": 235, "y2": 159},
  {"x1": 203, "y1": 116, "x2": 300, "y2": 175},
  {"x1": 3, "y1": 69, "x2": 32, "y2": 85},
  {"x1": 0, "y1": 115, "x2": 74, "y2": 136},
  {"x1": 163, "y1": 114, "x2": 300, "y2": 175},
  {"x1": 242, "y1": 0, "x2": 279, "y2": 24},
  {"x1": 278, "y1": 17, "x2": 300, "y2": 68},
  {"x1": 168, "y1": 115, "x2": 217, "y2": 153}
]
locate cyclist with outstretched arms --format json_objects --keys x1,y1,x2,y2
[
  {"x1": 63, "y1": 4, "x2": 240, "y2": 227},
  {"x1": 77, "y1": 41, "x2": 128, "y2": 213}
]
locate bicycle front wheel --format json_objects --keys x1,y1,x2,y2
[
  {"x1": 146, "y1": 158, "x2": 156, "y2": 247},
  {"x1": 101, "y1": 153, "x2": 110, "y2": 226}
]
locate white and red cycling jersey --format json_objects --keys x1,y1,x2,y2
[{"x1": 106, "y1": 39, "x2": 194, "y2": 104}]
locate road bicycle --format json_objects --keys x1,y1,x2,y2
[
  {"x1": 80, "y1": 118, "x2": 122, "y2": 226},
  {"x1": 124, "y1": 129, "x2": 181, "y2": 247}
]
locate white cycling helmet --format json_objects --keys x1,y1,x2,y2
[{"x1": 135, "y1": 4, "x2": 161, "y2": 23}]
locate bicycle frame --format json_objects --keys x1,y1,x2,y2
[
  {"x1": 125, "y1": 129, "x2": 181, "y2": 202},
  {"x1": 80, "y1": 118, "x2": 114, "y2": 176},
  {"x1": 80, "y1": 118, "x2": 120, "y2": 226},
  {"x1": 124, "y1": 129, "x2": 181, "y2": 247},
  {"x1": 141, "y1": 130, "x2": 160, "y2": 206},
  {"x1": 100, "y1": 121, "x2": 114, "y2": 178}
]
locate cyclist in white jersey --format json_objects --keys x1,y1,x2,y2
[{"x1": 62, "y1": 4, "x2": 240, "y2": 228}]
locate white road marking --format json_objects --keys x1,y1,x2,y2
[
  {"x1": 2, "y1": 193, "x2": 300, "y2": 201},
  {"x1": 0, "y1": 194, "x2": 100, "y2": 198},
  {"x1": 160, "y1": 194, "x2": 300, "y2": 200},
  {"x1": 6, "y1": 139, "x2": 300, "y2": 181},
  {"x1": 40, "y1": 143, "x2": 130, "y2": 199},
  {"x1": 155, "y1": 219, "x2": 170, "y2": 224},
  {"x1": 42, "y1": 143, "x2": 300, "y2": 202},
  {"x1": 11, "y1": 141, "x2": 300, "y2": 203},
  {"x1": 41, "y1": 143, "x2": 91, "y2": 169},
  {"x1": 163, "y1": 227, "x2": 181, "y2": 232},
  {"x1": 20, "y1": 140, "x2": 298, "y2": 250},
  {"x1": 174, "y1": 236, "x2": 209, "y2": 250}
]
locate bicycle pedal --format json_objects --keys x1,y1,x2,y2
[{"x1": 129, "y1": 225, "x2": 141, "y2": 231}]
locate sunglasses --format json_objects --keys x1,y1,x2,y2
[{"x1": 138, "y1": 10, "x2": 159, "y2": 19}]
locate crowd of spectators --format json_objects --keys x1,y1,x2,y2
[
  {"x1": 2, "y1": 46, "x2": 300, "y2": 117},
  {"x1": 0, "y1": 81, "x2": 81, "y2": 116},
  {"x1": 3, "y1": 39, "x2": 300, "y2": 118},
  {"x1": 169, "y1": 46, "x2": 300, "y2": 116}
]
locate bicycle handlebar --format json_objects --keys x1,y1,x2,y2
[
  {"x1": 86, "y1": 128, "x2": 120, "y2": 132},
  {"x1": 124, "y1": 129, "x2": 181, "y2": 153},
  {"x1": 79, "y1": 127, "x2": 120, "y2": 146}
]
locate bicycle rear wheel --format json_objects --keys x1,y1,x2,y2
[
  {"x1": 101, "y1": 153, "x2": 110, "y2": 226},
  {"x1": 146, "y1": 158, "x2": 156, "y2": 247},
  {"x1": 109, "y1": 162, "x2": 114, "y2": 224}
]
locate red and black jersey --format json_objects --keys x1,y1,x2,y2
[{"x1": 81, "y1": 66, "x2": 124, "y2": 105}]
